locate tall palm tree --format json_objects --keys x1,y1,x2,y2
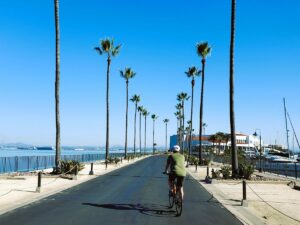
[
  {"x1": 54, "y1": 0, "x2": 61, "y2": 173},
  {"x1": 185, "y1": 66, "x2": 201, "y2": 162},
  {"x1": 230, "y1": 0, "x2": 238, "y2": 177},
  {"x1": 177, "y1": 92, "x2": 190, "y2": 150},
  {"x1": 163, "y1": 119, "x2": 169, "y2": 152},
  {"x1": 130, "y1": 94, "x2": 140, "y2": 156},
  {"x1": 95, "y1": 38, "x2": 121, "y2": 160},
  {"x1": 196, "y1": 42, "x2": 211, "y2": 164},
  {"x1": 137, "y1": 106, "x2": 144, "y2": 154},
  {"x1": 120, "y1": 68, "x2": 136, "y2": 159},
  {"x1": 151, "y1": 114, "x2": 158, "y2": 154},
  {"x1": 142, "y1": 109, "x2": 149, "y2": 154}
]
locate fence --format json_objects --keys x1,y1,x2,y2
[
  {"x1": 206, "y1": 154, "x2": 300, "y2": 180},
  {"x1": 0, "y1": 153, "x2": 125, "y2": 174}
]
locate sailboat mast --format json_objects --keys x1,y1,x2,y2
[
  {"x1": 283, "y1": 98, "x2": 290, "y2": 158},
  {"x1": 287, "y1": 112, "x2": 300, "y2": 150}
]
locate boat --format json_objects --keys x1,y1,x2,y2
[
  {"x1": 36, "y1": 146, "x2": 55, "y2": 150},
  {"x1": 74, "y1": 148, "x2": 84, "y2": 151}
]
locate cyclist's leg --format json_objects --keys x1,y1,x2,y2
[
  {"x1": 168, "y1": 173, "x2": 176, "y2": 195},
  {"x1": 176, "y1": 176, "x2": 185, "y2": 200}
]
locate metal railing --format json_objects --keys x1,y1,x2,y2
[
  {"x1": 206, "y1": 154, "x2": 300, "y2": 180},
  {"x1": 0, "y1": 153, "x2": 125, "y2": 174}
]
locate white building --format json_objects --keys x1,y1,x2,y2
[{"x1": 178, "y1": 133, "x2": 264, "y2": 152}]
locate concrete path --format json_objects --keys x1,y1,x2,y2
[{"x1": 186, "y1": 163, "x2": 300, "y2": 225}]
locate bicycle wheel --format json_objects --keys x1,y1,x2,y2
[
  {"x1": 175, "y1": 192, "x2": 183, "y2": 216},
  {"x1": 169, "y1": 191, "x2": 174, "y2": 208}
]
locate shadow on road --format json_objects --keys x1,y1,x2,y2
[{"x1": 82, "y1": 203, "x2": 177, "y2": 217}]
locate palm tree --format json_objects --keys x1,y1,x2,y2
[
  {"x1": 224, "y1": 133, "x2": 231, "y2": 151},
  {"x1": 54, "y1": 0, "x2": 61, "y2": 173},
  {"x1": 120, "y1": 68, "x2": 136, "y2": 159},
  {"x1": 177, "y1": 92, "x2": 190, "y2": 150},
  {"x1": 208, "y1": 134, "x2": 217, "y2": 153},
  {"x1": 230, "y1": 0, "x2": 238, "y2": 177},
  {"x1": 151, "y1": 114, "x2": 158, "y2": 154},
  {"x1": 95, "y1": 38, "x2": 121, "y2": 161},
  {"x1": 196, "y1": 42, "x2": 211, "y2": 164},
  {"x1": 163, "y1": 119, "x2": 169, "y2": 152},
  {"x1": 130, "y1": 94, "x2": 140, "y2": 156},
  {"x1": 142, "y1": 109, "x2": 150, "y2": 154},
  {"x1": 185, "y1": 66, "x2": 201, "y2": 163},
  {"x1": 137, "y1": 106, "x2": 144, "y2": 154},
  {"x1": 215, "y1": 132, "x2": 226, "y2": 155}
]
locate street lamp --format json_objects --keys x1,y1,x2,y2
[{"x1": 253, "y1": 129, "x2": 262, "y2": 172}]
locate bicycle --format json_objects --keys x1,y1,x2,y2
[{"x1": 163, "y1": 172, "x2": 183, "y2": 216}]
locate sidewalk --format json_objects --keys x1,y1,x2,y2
[
  {"x1": 187, "y1": 163, "x2": 300, "y2": 225},
  {"x1": 0, "y1": 156, "x2": 149, "y2": 216}
]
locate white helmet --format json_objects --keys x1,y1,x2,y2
[{"x1": 173, "y1": 145, "x2": 180, "y2": 152}]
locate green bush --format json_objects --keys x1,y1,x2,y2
[
  {"x1": 238, "y1": 163, "x2": 254, "y2": 180},
  {"x1": 212, "y1": 169, "x2": 221, "y2": 179},
  {"x1": 203, "y1": 158, "x2": 211, "y2": 166},
  {"x1": 189, "y1": 156, "x2": 199, "y2": 165},
  {"x1": 60, "y1": 160, "x2": 84, "y2": 174},
  {"x1": 220, "y1": 165, "x2": 231, "y2": 179}
]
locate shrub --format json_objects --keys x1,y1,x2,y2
[
  {"x1": 220, "y1": 165, "x2": 231, "y2": 179},
  {"x1": 212, "y1": 169, "x2": 221, "y2": 179},
  {"x1": 203, "y1": 158, "x2": 211, "y2": 166},
  {"x1": 114, "y1": 158, "x2": 121, "y2": 164},
  {"x1": 189, "y1": 156, "x2": 199, "y2": 165},
  {"x1": 60, "y1": 160, "x2": 84, "y2": 174},
  {"x1": 238, "y1": 163, "x2": 254, "y2": 180}
]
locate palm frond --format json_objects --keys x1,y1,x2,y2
[
  {"x1": 112, "y1": 44, "x2": 122, "y2": 57},
  {"x1": 94, "y1": 47, "x2": 103, "y2": 55},
  {"x1": 138, "y1": 106, "x2": 144, "y2": 112},
  {"x1": 151, "y1": 114, "x2": 158, "y2": 120},
  {"x1": 130, "y1": 94, "x2": 140, "y2": 103},
  {"x1": 120, "y1": 67, "x2": 136, "y2": 80},
  {"x1": 196, "y1": 42, "x2": 212, "y2": 58},
  {"x1": 101, "y1": 38, "x2": 112, "y2": 53}
]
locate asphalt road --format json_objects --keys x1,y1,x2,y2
[{"x1": 0, "y1": 155, "x2": 242, "y2": 225}]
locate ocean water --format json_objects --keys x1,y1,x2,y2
[{"x1": 0, "y1": 147, "x2": 153, "y2": 157}]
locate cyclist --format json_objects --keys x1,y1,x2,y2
[{"x1": 164, "y1": 145, "x2": 186, "y2": 200}]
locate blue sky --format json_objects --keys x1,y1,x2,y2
[{"x1": 0, "y1": 0, "x2": 299, "y2": 149}]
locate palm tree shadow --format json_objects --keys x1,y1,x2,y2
[{"x1": 82, "y1": 203, "x2": 176, "y2": 217}]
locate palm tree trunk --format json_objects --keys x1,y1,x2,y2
[
  {"x1": 188, "y1": 78, "x2": 195, "y2": 164},
  {"x1": 165, "y1": 123, "x2": 167, "y2": 151},
  {"x1": 199, "y1": 59, "x2": 205, "y2": 165},
  {"x1": 133, "y1": 102, "x2": 137, "y2": 156},
  {"x1": 144, "y1": 116, "x2": 147, "y2": 154},
  {"x1": 125, "y1": 80, "x2": 129, "y2": 159},
  {"x1": 54, "y1": 0, "x2": 61, "y2": 172},
  {"x1": 139, "y1": 112, "x2": 142, "y2": 154},
  {"x1": 105, "y1": 57, "x2": 111, "y2": 161},
  {"x1": 230, "y1": 0, "x2": 238, "y2": 177},
  {"x1": 152, "y1": 120, "x2": 155, "y2": 154},
  {"x1": 182, "y1": 100, "x2": 185, "y2": 151}
]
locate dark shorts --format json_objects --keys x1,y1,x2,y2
[{"x1": 168, "y1": 173, "x2": 185, "y2": 188}]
